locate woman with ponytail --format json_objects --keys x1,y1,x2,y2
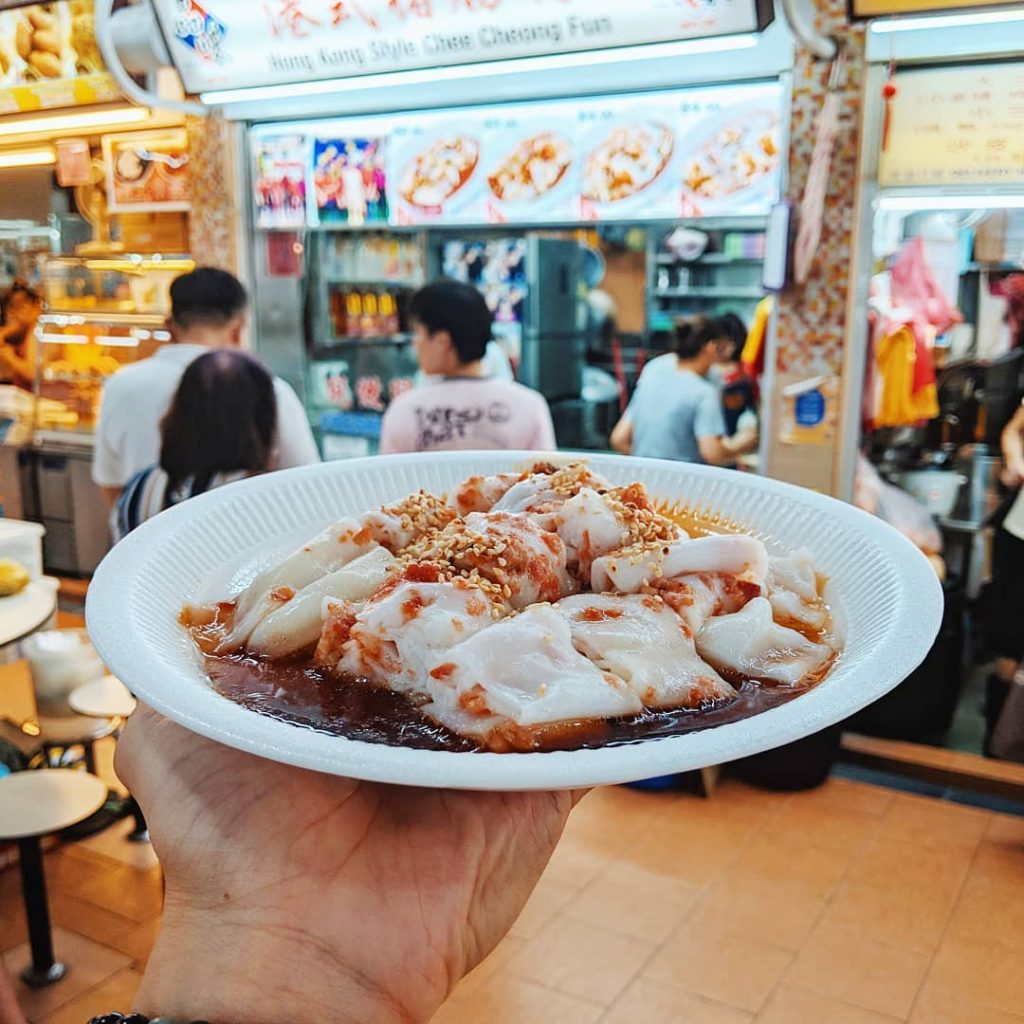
[{"x1": 611, "y1": 315, "x2": 757, "y2": 464}]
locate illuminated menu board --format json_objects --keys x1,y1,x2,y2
[
  {"x1": 0, "y1": 0, "x2": 118, "y2": 114},
  {"x1": 252, "y1": 79, "x2": 786, "y2": 229},
  {"x1": 878, "y1": 63, "x2": 1024, "y2": 188},
  {"x1": 155, "y1": 0, "x2": 773, "y2": 95}
]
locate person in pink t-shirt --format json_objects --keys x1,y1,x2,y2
[{"x1": 380, "y1": 279, "x2": 556, "y2": 454}]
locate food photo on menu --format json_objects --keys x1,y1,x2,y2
[
  {"x1": 389, "y1": 123, "x2": 484, "y2": 223},
  {"x1": 313, "y1": 137, "x2": 389, "y2": 226},
  {"x1": 252, "y1": 134, "x2": 309, "y2": 229}
]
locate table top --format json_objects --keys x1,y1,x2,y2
[
  {"x1": 0, "y1": 769, "x2": 107, "y2": 839},
  {"x1": 0, "y1": 578, "x2": 57, "y2": 648},
  {"x1": 70, "y1": 675, "x2": 136, "y2": 719}
]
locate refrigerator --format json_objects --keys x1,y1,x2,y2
[{"x1": 441, "y1": 234, "x2": 586, "y2": 403}]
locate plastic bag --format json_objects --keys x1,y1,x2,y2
[{"x1": 855, "y1": 456, "x2": 943, "y2": 554}]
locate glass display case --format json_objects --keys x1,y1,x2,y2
[
  {"x1": 38, "y1": 253, "x2": 195, "y2": 317},
  {"x1": 33, "y1": 254, "x2": 194, "y2": 440}
]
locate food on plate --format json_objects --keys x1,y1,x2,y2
[
  {"x1": 487, "y1": 132, "x2": 572, "y2": 202},
  {"x1": 0, "y1": 558, "x2": 29, "y2": 597},
  {"x1": 399, "y1": 136, "x2": 479, "y2": 208},
  {"x1": 582, "y1": 122, "x2": 674, "y2": 204},
  {"x1": 684, "y1": 110, "x2": 780, "y2": 199},
  {"x1": 184, "y1": 462, "x2": 838, "y2": 753}
]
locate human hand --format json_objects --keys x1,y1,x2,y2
[
  {"x1": 1001, "y1": 458, "x2": 1024, "y2": 488},
  {"x1": 115, "y1": 705, "x2": 579, "y2": 1024}
]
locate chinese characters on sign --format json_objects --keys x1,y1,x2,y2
[
  {"x1": 155, "y1": 0, "x2": 770, "y2": 94},
  {"x1": 879, "y1": 64, "x2": 1024, "y2": 187}
]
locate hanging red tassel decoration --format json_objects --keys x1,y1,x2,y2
[{"x1": 881, "y1": 63, "x2": 898, "y2": 152}]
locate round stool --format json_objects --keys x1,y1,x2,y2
[
  {"x1": 69, "y1": 676, "x2": 136, "y2": 719},
  {"x1": 68, "y1": 676, "x2": 147, "y2": 843},
  {"x1": 33, "y1": 714, "x2": 118, "y2": 774},
  {"x1": 0, "y1": 770, "x2": 107, "y2": 987}
]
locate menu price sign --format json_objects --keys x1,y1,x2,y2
[
  {"x1": 253, "y1": 79, "x2": 785, "y2": 230},
  {"x1": 154, "y1": 0, "x2": 772, "y2": 95},
  {"x1": 0, "y1": 0, "x2": 118, "y2": 113},
  {"x1": 878, "y1": 64, "x2": 1024, "y2": 188}
]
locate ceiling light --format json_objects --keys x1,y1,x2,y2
[
  {"x1": 876, "y1": 193, "x2": 1024, "y2": 211},
  {"x1": 205, "y1": 33, "x2": 760, "y2": 106},
  {"x1": 0, "y1": 105, "x2": 150, "y2": 139},
  {"x1": 0, "y1": 148, "x2": 55, "y2": 168},
  {"x1": 869, "y1": 9, "x2": 1024, "y2": 32}
]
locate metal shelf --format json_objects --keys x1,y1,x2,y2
[
  {"x1": 655, "y1": 253, "x2": 764, "y2": 266},
  {"x1": 654, "y1": 288, "x2": 765, "y2": 300},
  {"x1": 324, "y1": 278, "x2": 422, "y2": 288},
  {"x1": 315, "y1": 334, "x2": 412, "y2": 352}
]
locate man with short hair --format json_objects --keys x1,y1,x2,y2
[
  {"x1": 379, "y1": 279, "x2": 555, "y2": 454},
  {"x1": 92, "y1": 267, "x2": 318, "y2": 505}
]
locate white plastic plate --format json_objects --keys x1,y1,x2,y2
[{"x1": 86, "y1": 452, "x2": 943, "y2": 791}]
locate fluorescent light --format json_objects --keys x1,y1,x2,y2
[
  {"x1": 0, "y1": 105, "x2": 149, "y2": 139},
  {"x1": 204, "y1": 33, "x2": 759, "y2": 106},
  {"x1": 0, "y1": 148, "x2": 55, "y2": 168},
  {"x1": 870, "y1": 8, "x2": 1024, "y2": 32},
  {"x1": 877, "y1": 193, "x2": 1024, "y2": 211},
  {"x1": 40, "y1": 333, "x2": 88, "y2": 345}
]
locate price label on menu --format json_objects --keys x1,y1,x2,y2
[{"x1": 879, "y1": 63, "x2": 1024, "y2": 187}]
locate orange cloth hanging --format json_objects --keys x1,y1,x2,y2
[
  {"x1": 741, "y1": 296, "x2": 773, "y2": 386},
  {"x1": 874, "y1": 324, "x2": 940, "y2": 427}
]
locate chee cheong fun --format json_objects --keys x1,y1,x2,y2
[{"x1": 183, "y1": 462, "x2": 838, "y2": 753}]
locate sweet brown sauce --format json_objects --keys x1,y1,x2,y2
[{"x1": 205, "y1": 653, "x2": 811, "y2": 754}]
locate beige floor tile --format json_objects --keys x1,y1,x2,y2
[
  {"x1": 643, "y1": 920, "x2": 792, "y2": 1014},
  {"x1": 757, "y1": 986, "x2": 904, "y2": 1024},
  {"x1": 970, "y1": 837, "x2": 1024, "y2": 884},
  {"x1": 0, "y1": 910, "x2": 27, "y2": 953},
  {"x1": 923, "y1": 936, "x2": 1024, "y2": 1014},
  {"x1": 783, "y1": 920, "x2": 932, "y2": 1020},
  {"x1": 619, "y1": 819, "x2": 748, "y2": 888},
  {"x1": 602, "y1": 977, "x2": 753, "y2": 1024},
  {"x1": 72, "y1": 865, "x2": 163, "y2": 923},
  {"x1": 908, "y1": 980, "x2": 1024, "y2": 1024},
  {"x1": 986, "y1": 811, "x2": 1024, "y2": 846},
  {"x1": 565, "y1": 864, "x2": 702, "y2": 943},
  {"x1": 105, "y1": 916, "x2": 161, "y2": 971},
  {"x1": 450, "y1": 935, "x2": 526, "y2": 1002},
  {"x1": 778, "y1": 777, "x2": 895, "y2": 820},
  {"x1": 507, "y1": 914, "x2": 655, "y2": 1005},
  {"x1": 508, "y1": 875, "x2": 578, "y2": 941},
  {"x1": 731, "y1": 832, "x2": 852, "y2": 898},
  {"x1": 567, "y1": 786, "x2": 674, "y2": 845},
  {"x1": 760, "y1": 799, "x2": 882, "y2": 857},
  {"x1": 49, "y1": 891, "x2": 138, "y2": 946},
  {"x1": 2, "y1": 927, "x2": 131, "y2": 1021},
  {"x1": 542, "y1": 837, "x2": 618, "y2": 893},
  {"x1": 944, "y1": 874, "x2": 1024, "y2": 951},
  {"x1": 38, "y1": 966, "x2": 143, "y2": 1024},
  {"x1": 433, "y1": 972, "x2": 604, "y2": 1024},
  {"x1": 689, "y1": 876, "x2": 825, "y2": 951},
  {"x1": 79, "y1": 819, "x2": 160, "y2": 872},
  {"x1": 821, "y1": 875, "x2": 960, "y2": 954},
  {"x1": 872, "y1": 792, "x2": 991, "y2": 853},
  {"x1": 843, "y1": 836, "x2": 973, "y2": 896}
]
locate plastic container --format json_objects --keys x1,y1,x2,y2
[
  {"x1": 897, "y1": 470, "x2": 966, "y2": 520},
  {"x1": 0, "y1": 519, "x2": 45, "y2": 581},
  {"x1": 21, "y1": 629, "x2": 104, "y2": 717}
]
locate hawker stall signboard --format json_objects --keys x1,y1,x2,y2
[
  {"x1": 154, "y1": 0, "x2": 773, "y2": 95},
  {"x1": 250, "y1": 78, "x2": 785, "y2": 228},
  {"x1": 0, "y1": 0, "x2": 118, "y2": 113},
  {"x1": 878, "y1": 64, "x2": 1024, "y2": 188}
]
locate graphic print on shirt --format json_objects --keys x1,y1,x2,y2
[{"x1": 415, "y1": 401, "x2": 512, "y2": 448}]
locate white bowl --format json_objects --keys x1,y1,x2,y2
[{"x1": 86, "y1": 452, "x2": 943, "y2": 791}]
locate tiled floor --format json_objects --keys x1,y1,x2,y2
[
  {"x1": 2, "y1": 770, "x2": 1022, "y2": 1023},
  {"x1": 1, "y1": 609, "x2": 1022, "y2": 1022}
]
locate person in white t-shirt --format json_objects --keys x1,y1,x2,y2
[
  {"x1": 92, "y1": 267, "x2": 319, "y2": 506},
  {"x1": 380, "y1": 280, "x2": 554, "y2": 454}
]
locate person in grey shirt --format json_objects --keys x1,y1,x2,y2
[{"x1": 611, "y1": 316, "x2": 757, "y2": 465}]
